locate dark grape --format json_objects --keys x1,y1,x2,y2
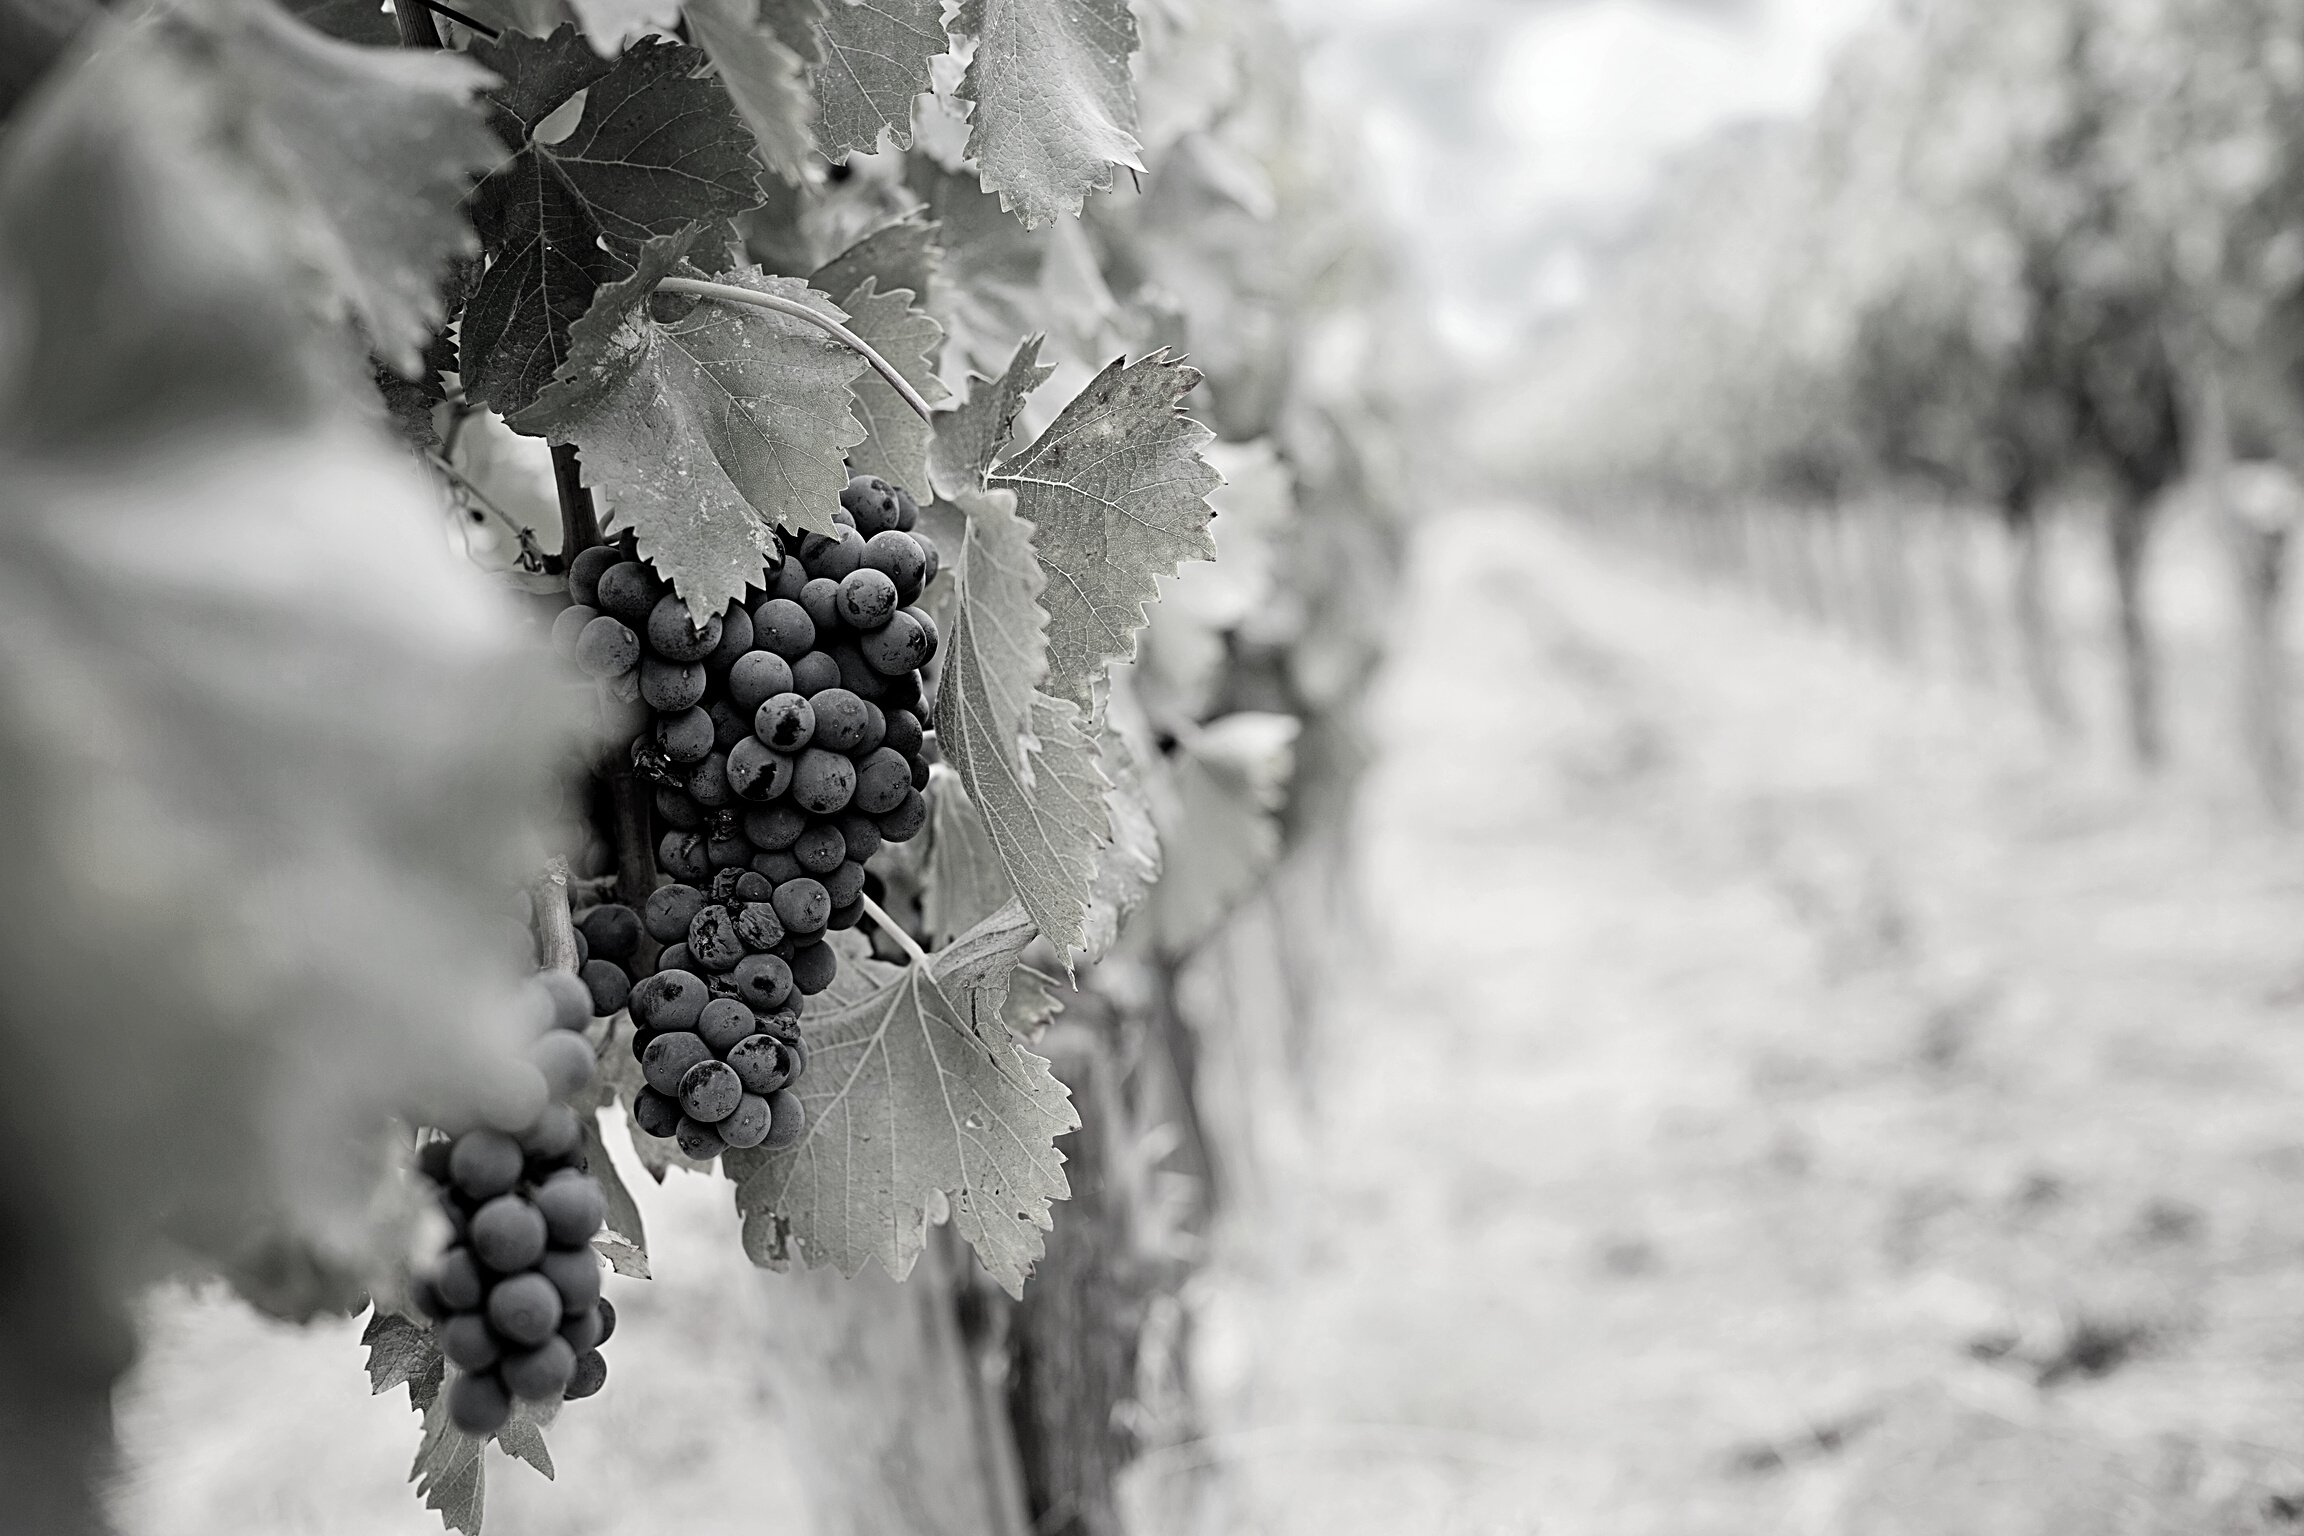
[
  {"x1": 771, "y1": 877, "x2": 830, "y2": 935},
  {"x1": 861, "y1": 610, "x2": 930, "y2": 675},
  {"x1": 534, "y1": 1169, "x2": 605, "y2": 1248},
  {"x1": 913, "y1": 608, "x2": 940, "y2": 663},
  {"x1": 642, "y1": 1030, "x2": 713, "y2": 1095},
  {"x1": 470, "y1": 1194, "x2": 549, "y2": 1273},
  {"x1": 688, "y1": 906, "x2": 744, "y2": 972},
  {"x1": 854, "y1": 700, "x2": 887, "y2": 755},
  {"x1": 743, "y1": 803, "x2": 807, "y2": 850},
  {"x1": 567, "y1": 544, "x2": 621, "y2": 607},
  {"x1": 822, "y1": 860, "x2": 867, "y2": 907},
  {"x1": 753, "y1": 691, "x2": 815, "y2": 753},
  {"x1": 726, "y1": 737, "x2": 792, "y2": 801},
  {"x1": 656, "y1": 941, "x2": 694, "y2": 972},
  {"x1": 575, "y1": 904, "x2": 641, "y2": 961},
  {"x1": 878, "y1": 786, "x2": 928, "y2": 841},
  {"x1": 450, "y1": 1131, "x2": 524, "y2": 1200},
  {"x1": 792, "y1": 749, "x2": 855, "y2": 814},
  {"x1": 528, "y1": 1030, "x2": 596, "y2": 1100},
  {"x1": 575, "y1": 616, "x2": 641, "y2": 677},
  {"x1": 729, "y1": 869, "x2": 774, "y2": 903},
  {"x1": 595, "y1": 562, "x2": 662, "y2": 627},
  {"x1": 697, "y1": 996, "x2": 756, "y2": 1054},
  {"x1": 565, "y1": 1348, "x2": 609, "y2": 1400},
  {"x1": 863, "y1": 530, "x2": 926, "y2": 601},
  {"x1": 806, "y1": 526, "x2": 868, "y2": 582},
  {"x1": 719, "y1": 1092, "x2": 772, "y2": 1149},
  {"x1": 687, "y1": 751, "x2": 733, "y2": 809},
  {"x1": 836, "y1": 567, "x2": 899, "y2": 630},
  {"x1": 882, "y1": 707, "x2": 923, "y2": 757},
  {"x1": 560, "y1": 1306, "x2": 603, "y2": 1354},
  {"x1": 552, "y1": 603, "x2": 598, "y2": 657},
  {"x1": 769, "y1": 554, "x2": 809, "y2": 600},
  {"x1": 837, "y1": 814, "x2": 883, "y2": 863},
  {"x1": 594, "y1": 1297, "x2": 617, "y2": 1346},
  {"x1": 449, "y1": 1370, "x2": 513, "y2": 1435},
  {"x1": 438, "y1": 1313, "x2": 499, "y2": 1371},
  {"x1": 729, "y1": 650, "x2": 797, "y2": 712},
  {"x1": 798, "y1": 578, "x2": 842, "y2": 636},
  {"x1": 751, "y1": 849, "x2": 805, "y2": 885},
  {"x1": 831, "y1": 644, "x2": 890, "y2": 700},
  {"x1": 762, "y1": 1088, "x2": 807, "y2": 1149},
  {"x1": 789, "y1": 939, "x2": 838, "y2": 995},
  {"x1": 639, "y1": 655, "x2": 708, "y2": 712},
  {"x1": 675, "y1": 1116, "x2": 727, "y2": 1159},
  {"x1": 643, "y1": 884, "x2": 705, "y2": 943},
  {"x1": 502, "y1": 1336, "x2": 576, "y2": 1401},
  {"x1": 704, "y1": 601, "x2": 755, "y2": 673},
  {"x1": 679, "y1": 1059, "x2": 743, "y2": 1122},
  {"x1": 657, "y1": 829, "x2": 711, "y2": 883},
  {"x1": 828, "y1": 898, "x2": 864, "y2": 931},
  {"x1": 809, "y1": 689, "x2": 870, "y2": 752},
  {"x1": 910, "y1": 752, "x2": 932, "y2": 790},
  {"x1": 654, "y1": 785, "x2": 705, "y2": 830},
  {"x1": 519, "y1": 1102, "x2": 583, "y2": 1162},
  {"x1": 728, "y1": 1034, "x2": 794, "y2": 1095},
  {"x1": 656, "y1": 706, "x2": 714, "y2": 764},
  {"x1": 487, "y1": 1272, "x2": 562, "y2": 1347},
  {"x1": 733, "y1": 900, "x2": 785, "y2": 952},
  {"x1": 916, "y1": 531, "x2": 939, "y2": 586},
  {"x1": 632, "y1": 1087, "x2": 682, "y2": 1137},
  {"x1": 730, "y1": 952, "x2": 793, "y2": 1011},
  {"x1": 793, "y1": 650, "x2": 842, "y2": 696},
  {"x1": 753, "y1": 597, "x2": 816, "y2": 659},
  {"x1": 852, "y1": 747, "x2": 912, "y2": 816},
  {"x1": 892, "y1": 485, "x2": 919, "y2": 533},
  {"x1": 841, "y1": 475, "x2": 900, "y2": 536},
  {"x1": 434, "y1": 1247, "x2": 484, "y2": 1311},
  {"x1": 708, "y1": 700, "x2": 751, "y2": 752},
  {"x1": 630, "y1": 969, "x2": 708, "y2": 1031},
  {"x1": 646, "y1": 593, "x2": 721, "y2": 662},
  {"x1": 792, "y1": 821, "x2": 847, "y2": 874},
  {"x1": 580, "y1": 959, "x2": 631, "y2": 1017},
  {"x1": 540, "y1": 1247, "x2": 602, "y2": 1313},
  {"x1": 706, "y1": 827, "x2": 751, "y2": 869}
]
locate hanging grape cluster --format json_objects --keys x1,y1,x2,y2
[
  {"x1": 554, "y1": 474, "x2": 941, "y2": 1162},
  {"x1": 410, "y1": 968, "x2": 615, "y2": 1435}
]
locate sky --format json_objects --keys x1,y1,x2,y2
[{"x1": 1275, "y1": 0, "x2": 1883, "y2": 359}]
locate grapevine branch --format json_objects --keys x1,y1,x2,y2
[
  {"x1": 531, "y1": 856, "x2": 580, "y2": 973},
  {"x1": 656, "y1": 278, "x2": 937, "y2": 424},
  {"x1": 425, "y1": 449, "x2": 547, "y2": 569},
  {"x1": 859, "y1": 892, "x2": 933, "y2": 970}
]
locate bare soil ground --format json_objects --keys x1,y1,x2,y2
[{"x1": 114, "y1": 503, "x2": 2304, "y2": 1535}]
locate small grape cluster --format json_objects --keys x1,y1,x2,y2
[
  {"x1": 559, "y1": 474, "x2": 943, "y2": 1162},
  {"x1": 410, "y1": 968, "x2": 614, "y2": 1436}
]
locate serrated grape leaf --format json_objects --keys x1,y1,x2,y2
[
  {"x1": 1003, "y1": 962, "x2": 1065, "y2": 1036},
  {"x1": 951, "y1": 0, "x2": 1142, "y2": 228},
  {"x1": 412, "y1": 1392, "x2": 487, "y2": 1534},
  {"x1": 687, "y1": 0, "x2": 817, "y2": 182},
  {"x1": 567, "y1": 0, "x2": 679, "y2": 51},
  {"x1": 826, "y1": 277, "x2": 950, "y2": 493},
  {"x1": 1145, "y1": 712, "x2": 1296, "y2": 955},
  {"x1": 143, "y1": 0, "x2": 501, "y2": 375},
  {"x1": 991, "y1": 352, "x2": 1220, "y2": 711},
  {"x1": 906, "y1": 156, "x2": 1052, "y2": 383},
  {"x1": 921, "y1": 763, "x2": 1015, "y2": 946},
  {"x1": 0, "y1": 32, "x2": 582, "y2": 1532},
  {"x1": 363, "y1": 1307, "x2": 445, "y2": 1412},
  {"x1": 579, "y1": 1111, "x2": 651, "y2": 1276},
  {"x1": 929, "y1": 334, "x2": 1051, "y2": 499},
  {"x1": 812, "y1": 0, "x2": 946, "y2": 159},
  {"x1": 499, "y1": 1398, "x2": 558, "y2": 1478},
  {"x1": 724, "y1": 899, "x2": 1073, "y2": 1294},
  {"x1": 516, "y1": 239, "x2": 866, "y2": 615},
  {"x1": 1085, "y1": 713, "x2": 1159, "y2": 960},
  {"x1": 812, "y1": 213, "x2": 941, "y2": 310},
  {"x1": 461, "y1": 27, "x2": 768, "y2": 414},
  {"x1": 922, "y1": 489, "x2": 1109, "y2": 962}
]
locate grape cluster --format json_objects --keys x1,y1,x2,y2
[
  {"x1": 580, "y1": 473, "x2": 942, "y2": 1161},
  {"x1": 410, "y1": 968, "x2": 614, "y2": 1435}
]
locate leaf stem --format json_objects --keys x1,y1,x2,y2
[
  {"x1": 411, "y1": 0, "x2": 500, "y2": 38},
  {"x1": 657, "y1": 277, "x2": 937, "y2": 425},
  {"x1": 860, "y1": 892, "x2": 934, "y2": 970},
  {"x1": 550, "y1": 443, "x2": 601, "y2": 566}
]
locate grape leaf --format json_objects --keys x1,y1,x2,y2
[
  {"x1": 461, "y1": 27, "x2": 768, "y2": 415},
  {"x1": 923, "y1": 489, "x2": 1110, "y2": 962},
  {"x1": 498, "y1": 1399, "x2": 558, "y2": 1478},
  {"x1": 990, "y1": 351, "x2": 1221, "y2": 711},
  {"x1": 929, "y1": 334, "x2": 1051, "y2": 499},
  {"x1": 724, "y1": 900, "x2": 1075, "y2": 1295},
  {"x1": 1085, "y1": 713, "x2": 1160, "y2": 960},
  {"x1": 0, "y1": 32, "x2": 583, "y2": 1535},
  {"x1": 825, "y1": 277, "x2": 950, "y2": 493},
  {"x1": 140, "y1": 0, "x2": 501, "y2": 375},
  {"x1": 907, "y1": 156, "x2": 1052, "y2": 382},
  {"x1": 812, "y1": 213, "x2": 942, "y2": 310},
  {"x1": 579, "y1": 1111, "x2": 651, "y2": 1277},
  {"x1": 952, "y1": 0, "x2": 1143, "y2": 227},
  {"x1": 812, "y1": 0, "x2": 946, "y2": 159},
  {"x1": 687, "y1": 0, "x2": 817, "y2": 182},
  {"x1": 362, "y1": 1307, "x2": 445, "y2": 1413},
  {"x1": 515, "y1": 237, "x2": 867, "y2": 616},
  {"x1": 1144, "y1": 712, "x2": 1297, "y2": 955},
  {"x1": 921, "y1": 763, "x2": 1014, "y2": 946},
  {"x1": 411, "y1": 1394, "x2": 487, "y2": 1535}
]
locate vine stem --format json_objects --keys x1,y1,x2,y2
[
  {"x1": 859, "y1": 892, "x2": 933, "y2": 971},
  {"x1": 425, "y1": 449, "x2": 547, "y2": 568},
  {"x1": 532, "y1": 856, "x2": 580, "y2": 973},
  {"x1": 657, "y1": 277, "x2": 937, "y2": 425}
]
